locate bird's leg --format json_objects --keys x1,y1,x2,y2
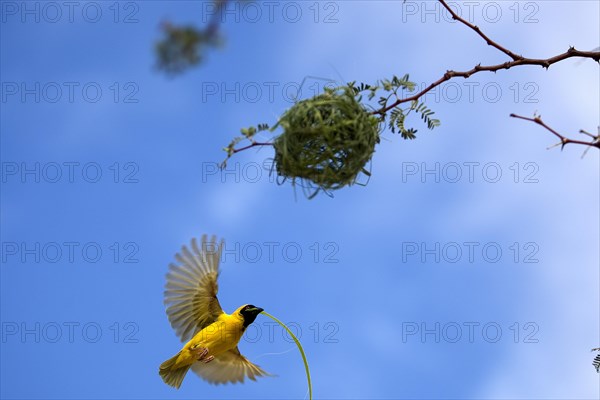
[
  {"x1": 202, "y1": 355, "x2": 215, "y2": 363},
  {"x1": 190, "y1": 344, "x2": 209, "y2": 361}
]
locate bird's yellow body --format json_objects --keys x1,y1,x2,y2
[
  {"x1": 166, "y1": 309, "x2": 246, "y2": 371},
  {"x1": 184, "y1": 314, "x2": 244, "y2": 360}
]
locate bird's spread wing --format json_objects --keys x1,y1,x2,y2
[
  {"x1": 164, "y1": 234, "x2": 225, "y2": 342},
  {"x1": 191, "y1": 347, "x2": 270, "y2": 384}
]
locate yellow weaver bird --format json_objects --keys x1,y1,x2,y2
[{"x1": 159, "y1": 235, "x2": 270, "y2": 388}]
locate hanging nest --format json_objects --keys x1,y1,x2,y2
[{"x1": 272, "y1": 87, "x2": 381, "y2": 197}]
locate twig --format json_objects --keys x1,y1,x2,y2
[
  {"x1": 231, "y1": 141, "x2": 274, "y2": 155},
  {"x1": 509, "y1": 114, "x2": 600, "y2": 150},
  {"x1": 438, "y1": 0, "x2": 522, "y2": 60}
]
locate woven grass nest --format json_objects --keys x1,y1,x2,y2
[{"x1": 272, "y1": 87, "x2": 380, "y2": 196}]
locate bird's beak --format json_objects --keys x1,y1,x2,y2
[{"x1": 249, "y1": 307, "x2": 264, "y2": 314}]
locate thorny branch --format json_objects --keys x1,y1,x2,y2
[
  {"x1": 375, "y1": 48, "x2": 599, "y2": 114},
  {"x1": 376, "y1": 0, "x2": 599, "y2": 115},
  {"x1": 509, "y1": 114, "x2": 600, "y2": 153}
]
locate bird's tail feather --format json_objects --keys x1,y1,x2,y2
[{"x1": 159, "y1": 352, "x2": 191, "y2": 389}]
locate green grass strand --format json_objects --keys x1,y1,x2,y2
[{"x1": 261, "y1": 311, "x2": 312, "y2": 400}]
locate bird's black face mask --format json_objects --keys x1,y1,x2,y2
[{"x1": 240, "y1": 305, "x2": 264, "y2": 328}]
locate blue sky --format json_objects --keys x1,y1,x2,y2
[{"x1": 1, "y1": 1, "x2": 599, "y2": 399}]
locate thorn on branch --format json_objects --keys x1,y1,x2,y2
[{"x1": 580, "y1": 129, "x2": 597, "y2": 139}]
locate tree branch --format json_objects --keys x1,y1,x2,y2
[
  {"x1": 510, "y1": 114, "x2": 600, "y2": 151},
  {"x1": 375, "y1": 0, "x2": 599, "y2": 115}
]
